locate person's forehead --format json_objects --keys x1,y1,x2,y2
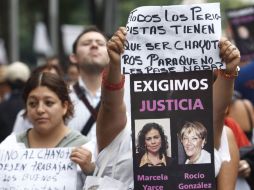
[
  {"x1": 80, "y1": 31, "x2": 107, "y2": 42},
  {"x1": 28, "y1": 86, "x2": 61, "y2": 101},
  {"x1": 146, "y1": 128, "x2": 160, "y2": 135},
  {"x1": 184, "y1": 129, "x2": 198, "y2": 135}
]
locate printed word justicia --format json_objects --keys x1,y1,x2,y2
[{"x1": 139, "y1": 98, "x2": 204, "y2": 112}]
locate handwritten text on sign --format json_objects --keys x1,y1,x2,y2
[
  {"x1": 0, "y1": 148, "x2": 76, "y2": 190},
  {"x1": 121, "y1": 3, "x2": 224, "y2": 74}
]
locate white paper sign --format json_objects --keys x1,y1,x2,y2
[
  {"x1": 0, "y1": 148, "x2": 76, "y2": 190},
  {"x1": 121, "y1": 3, "x2": 224, "y2": 74}
]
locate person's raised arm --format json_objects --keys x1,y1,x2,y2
[
  {"x1": 97, "y1": 27, "x2": 127, "y2": 152},
  {"x1": 213, "y1": 38, "x2": 240, "y2": 149}
]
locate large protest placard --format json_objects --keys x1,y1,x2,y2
[
  {"x1": 130, "y1": 70, "x2": 214, "y2": 189},
  {"x1": 121, "y1": 3, "x2": 223, "y2": 74},
  {"x1": 121, "y1": 3, "x2": 220, "y2": 190},
  {"x1": 0, "y1": 148, "x2": 76, "y2": 190},
  {"x1": 226, "y1": 6, "x2": 254, "y2": 61}
]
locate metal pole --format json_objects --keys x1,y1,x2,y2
[
  {"x1": 9, "y1": 0, "x2": 19, "y2": 62},
  {"x1": 49, "y1": 0, "x2": 59, "y2": 55},
  {"x1": 104, "y1": 0, "x2": 118, "y2": 36}
]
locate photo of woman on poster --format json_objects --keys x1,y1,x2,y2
[
  {"x1": 179, "y1": 121, "x2": 211, "y2": 164},
  {"x1": 136, "y1": 122, "x2": 173, "y2": 167}
]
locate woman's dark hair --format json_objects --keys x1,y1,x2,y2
[
  {"x1": 22, "y1": 72, "x2": 74, "y2": 123},
  {"x1": 137, "y1": 122, "x2": 169, "y2": 159}
]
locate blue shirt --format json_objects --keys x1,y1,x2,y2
[{"x1": 235, "y1": 60, "x2": 254, "y2": 105}]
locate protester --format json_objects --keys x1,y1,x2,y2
[
  {"x1": 12, "y1": 26, "x2": 109, "y2": 142},
  {"x1": 0, "y1": 72, "x2": 94, "y2": 189},
  {"x1": 46, "y1": 55, "x2": 61, "y2": 67},
  {"x1": 225, "y1": 96, "x2": 254, "y2": 189},
  {"x1": 35, "y1": 63, "x2": 65, "y2": 78},
  {"x1": 136, "y1": 122, "x2": 173, "y2": 167},
  {"x1": 92, "y1": 27, "x2": 241, "y2": 189},
  {"x1": 235, "y1": 59, "x2": 254, "y2": 106},
  {"x1": 44, "y1": 55, "x2": 65, "y2": 77},
  {"x1": 228, "y1": 94, "x2": 254, "y2": 143},
  {"x1": 224, "y1": 115, "x2": 254, "y2": 190},
  {"x1": 0, "y1": 65, "x2": 10, "y2": 102},
  {"x1": 0, "y1": 62, "x2": 30, "y2": 142},
  {"x1": 66, "y1": 62, "x2": 79, "y2": 85},
  {"x1": 68, "y1": 26, "x2": 109, "y2": 139},
  {"x1": 217, "y1": 126, "x2": 239, "y2": 190},
  {"x1": 12, "y1": 64, "x2": 65, "y2": 133},
  {"x1": 179, "y1": 121, "x2": 211, "y2": 164}
]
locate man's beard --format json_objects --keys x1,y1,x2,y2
[{"x1": 80, "y1": 61, "x2": 107, "y2": 75}]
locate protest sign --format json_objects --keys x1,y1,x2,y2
[
  {"x1": 121, "y1": 3, "x2": 223, "y2": 74},
  {"x1": 130, "y1": 70, "x2": 215, "y2": 189},
  {"x1": 226, "y1": 6, "x2": 254, "y2": 61},
  {"x1": 0, "y1": 148, "x2": 76, "y2": 190},
  {"x1": 122, "y1": 3, "x2": 221, "y2": 189},
  {"x1": 122, "y1": 3, "x2": 223, "y2": 114}
]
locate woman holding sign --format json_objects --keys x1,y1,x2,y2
[
  {"x1": 90, "y1": 26, "x2": 241, "y2": 189},
  {"x1": 0, "y1": 72, "x2": 94, "y2": 189}
]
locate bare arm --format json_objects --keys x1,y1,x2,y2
[
  {"x1": 217, "y1": 127, "x2": 239, "y2": 190},
  {"x1": 97, "y1": 27, "x2": 127, "y2": 152},
  {"x1": 213, "y1": 38, "x2": 240, "y2": 149}
]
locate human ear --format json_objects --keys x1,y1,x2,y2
[
  {"x1": 62, "y1": 101, "x2": 68, "y2": 117},
  {"x1": 69, "y1": 54, "x2": 78, "y2": 64}
]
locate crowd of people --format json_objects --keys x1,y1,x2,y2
[{"x1": 0, "y1": 3, "x2": 254, "y2": 190}]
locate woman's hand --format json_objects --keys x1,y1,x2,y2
[
  {"x1": 70, "y1": 147, "x2": 95, "y2": 174},
  {"x1": 213, "y1": 39, "x2": 241, "y2": 149},
  {"x1": 219, "y1": 38, "x2": 240, "y2": 74},
  {"x1": 239, "y1": 159, "x2": 251, "y2": 178}
]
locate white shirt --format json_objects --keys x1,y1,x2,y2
[
  {"x1": 185, "y1": 149, "x2": 211, "y2": 164},
  {"x1": 94, "y1": 121, "x2": 134, "y2": 189},
  {"x1": 68, "y1": 77, "x2": 101, "y2": 141}
]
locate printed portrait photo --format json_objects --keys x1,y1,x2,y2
[
  {"x1": 178, "y1": 121, "x2": 211, "y2": 165},
  {"x1": 135, "y1": 118, "x2": 173, "y2": 168}
]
